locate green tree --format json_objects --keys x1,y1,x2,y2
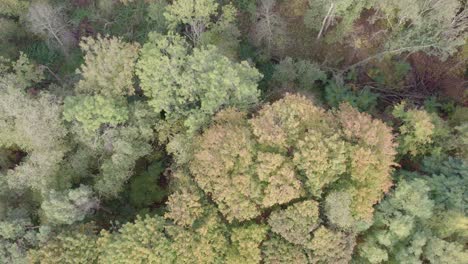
[
  {"x1": 307, "y1": 226, "x2": 356, "y2": 264},
  {"x1": 0, "y1": 55, "x2": 67, "y2": 193},
  {"x1": 75, "y1": 35, "x2": 140, "y2": 97},
  {"x1": 392, "y1": 102, "x2": 451, "y2": 158},
  {"x1": 0, "y1": 0, "x2": 29, "y2": 17},
  {"x1": 164, "y1": 187, "x2": 204, "y2": 227},
  {"x1": 28, "y1": 228, "x2": 98, "y2": 264},
  {"x1": 226, "y1": 224, "x2": 268, "y2": 264},
  {"x1": 129, "y1": 161, "x2": 167, "y2": 209},
  {"x1": 164, "y1": 0, "x2": 219, "y2": 43},
  {"x1": 357, "y1": 160, "x2": 468, "y2": 264},
  {"x1": 136, "y1": 32, "x2": 261, "y2": 134},
  {"x1": 93, "y1": 102, "x2": 159, "y2": 197},
  {"x1": 40, "y1": 185, "x2": 99, "y2": 225},
  {"x1": 376, "y1": 0, "x2": 465, "y2": 58},
  {"x1": 268, "y1": 200, "x2": 320, "y2": 246},
  {"x1": 63, "y1": 96, "x2": 129, "y2": 133},
  {"x1": 273, "y1": 57, "x2": 327, "y2": 90},
  {"x1": 97, "y1": 216, "x2": 176, "y2": 263},
  {"x1": 0, "y1": 208, "x2": 37, "y2": 264},
  {"x1": 261, "y1": 236, "x2": 309, "y2": 264},
  {"x1": 324, "y1": 191, "x2": 356, "y2": 231}
]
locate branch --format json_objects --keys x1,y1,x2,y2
[
  {"x1": 39, "y1": 65, "x2": 63, "y2": 85},
  {"x1": 342, "y1": 44, "x2": 436, "y2": 72},
  {"x1": 317, "y1": 3, "x2": 335, "y2": 40}
]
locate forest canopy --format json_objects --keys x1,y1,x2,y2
[{"x1": 0, "y1": 0, "x2": 467, "y2": 263}]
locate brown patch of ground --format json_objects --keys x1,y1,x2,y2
[{"x1": 408, "y1": 52, "x2": 467, "y2": 104}]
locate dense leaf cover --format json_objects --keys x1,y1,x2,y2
[{"x1": 0, "y1": 0, "x2": 466, "y2": 263}]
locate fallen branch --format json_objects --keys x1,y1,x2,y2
[{"x1": 317, "y1": 3, "x2": 335, "y2": 40}]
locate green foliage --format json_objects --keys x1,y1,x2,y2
[
  {"x1": 165, "y1": 205, "x2": 229, "y2": 264},
  {"x1": 0, "y1": 209, "x2": 36, "y2": 264},
  {"x1": 226, "y1": 224, "x2": 267, "y2": 264},
  {"x1": 325, "y1": 81, "x2": 378, "y2": 112},
  {"x1": 0, "y1": 52, "x2": 44, "y2": 88},
  {"x1": 357, "y1": 164, "x2": 468, "y2": 264},
  {"x1": 101, "y1": 0, "x2": 162, "y2": 42},
  {"x1": 136, "y1": 32, "x2": 261, "y2": 134},
  {"x1": 0, "y1": 18, "x2": 27, "y2": 59},
  {"x1": 23, "y1": 41, "x2": 61, "y2": 68},
  {"x1": 235, "y1": 0, "x2": 256, "y2": 15},
  {"x1": 304, "y1": 0, "x2": 373, "y2": 43},
  {"x1": 424, "y1": 237, "x2": 468, "y2": 264},
  {"x1": 303, "y1": 0, "x2": 329, "y2": 31},
  {"x1": 0, "y1": 0, "x2": 29, "y2": 17},
  {"x1": 164, "y1": 0, "x2": 240, "y2": 49},
  {"x1": 0, "y1": 56, "x2": 67, "y2": 193},
  {"x1": 93, "y1": 102, "x2": 159, "y2": 198},
  {"x1": 76, "y1": 35, "x2": 140, "y2": 97},
  {"x1": 273, "y1": 57, "x2": 327, "y2": 90},
  {"x1": 129, "y1": 162, "x2": 166, "y2": 208},
  {"x1": 1, "y1": 0, "x2": 465, "y2": 262},
  {"x1": 376, "y1": 0, "x2": 465, "y2": 58},
  {"x1": 98, "y1": 215, "x2": 176, "y2": 263},
  {"x1": 28, "y1": 228, "x2": 98, "y2": 264},
  {"x1": 63, "y1": 96, "x2": 130, "y2": 133},
  {"x1": 367, "y1": 57, "x2": 411, "y2": 89},
  {"x1": 268, "y1": 200, "x2": 320, "y2": 245},
  {"x1": 261, "y1": 236, "x2": 309, "y2": 264},
  {"x1": 41, "y1": 185, "x2": 98, "y2": 225},
  {"x1": 164, "y1": 187, "x2": 204, "y2": 227},
  {"x1": 324, "y1": 191, "x2": 356, "y2": 231},
  {"x1": 392, "y1": 102, "x2": 451, "y2": 158},
  {"x1": 199, "y1": 3, "x2": 241, "y2": 59},
  {"x1": 146, "y1": 0, "x2": 169, "y2": 33},
  {"x1": 164, "y1": 0, "x2": 218, "y2": 31},
  {"x1": 307, "y1": 226, "x2": 356, "y2": 264}
]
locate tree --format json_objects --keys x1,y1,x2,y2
[
  {"x1": 40, "y1": 185, "x2": 99, "y2": 225},
  {"x1": 376, "y1": 0, "x2": 465, "y2": 58},
  {"x1": 190, "y1": 94, "x2": 396, "y2": 222},
  {"x1": 0, "y1": 0, "x2": 29, "y2": 17},
  {"x1": 198, "y1": 3, "x2": 241, "y2": 59},
  {"x1": 164, "y1": 0, "x2": 219, "y2": 44},
  {"x1": 75, "y1": 35, "x2": 140, "y2": 97},
  {"x1": 324, "y1": 191, "x2": 355, "y2": 231},
  {"x1": 0, "y1": 55, "x2": 67, "y2": 193},
  {"x1": 251, "y1": 0, "x2": 288, "y2": 56},
  {"x1": 0, "y1": 208, "x2": 37, "y2": 264},
  {"x1": 165, "y1": 206, "x2": 229, "y2": 264},
  {"x1": 268, "y1": 200, "x2": 320, "y2": 246},
  {"x1": 28, "y1": 228, "x2": 99, "y2": 264},
  {"x1": 93, "y1": 102, "x2": 159, "y2": 197},
  {"x1": 26, "y1": 1, "x2": 75, "y2": 53},
  {"x1": 164, "y1": 187, "x2": 204, "y2": 227},
  {"x1": 226, "y1": 224, "x2": 267, "y2": 264},
  {"x1": 129, "y1": 161, "x2": 167, "y2": 209},
  {"x1": 307, "y1": 226, "x2": 356, "y2": 264},
  {"x1": 324, "y1": 81, "x2": 378, "y2": 112},
  {"x1": 136, "y1": 32, "x2": 261, "y2": 134},
  {"x1": 357, "y1": 160, "x2": 468, "y2": 263},
  {"x1": 261, "y1": 236, "x2": 309, "y2": 264},
  {"x1": 97, "y1": 216, "x2": 176, "y2": 263},
  {"x1": 392, "y1": 102, "x2": 451, "y2": 158},
  {"x1": 63, "y1": 96, "x2": 129, "y2": 133},
  {"x1": 272, "y1": 57, "x2": 327, "y2": 90}
]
